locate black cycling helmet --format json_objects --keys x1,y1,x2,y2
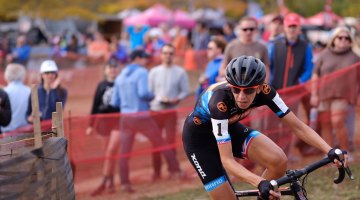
[{"x1": 225, "y1": 56, "x2": 266, "y2": 87}]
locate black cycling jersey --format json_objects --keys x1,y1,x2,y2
[
  {"x1": 189, "y1": 81, "x2": 290, "y2": 144},
  {"x1": 182, "y1": 81, "x2": 291, "y2": 190}
]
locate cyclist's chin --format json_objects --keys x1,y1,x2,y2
[{"x1": 236, "y1": 102, "x2": 250, "y2": 109}]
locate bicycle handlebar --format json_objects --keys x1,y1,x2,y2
[
  {"x1": 235, "y1": 153, "x2": 354, "y2": 198},
  {"x1": 272, "y1": 156, "x2": 352, "y2": 188}
]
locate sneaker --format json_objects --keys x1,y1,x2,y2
[
  {"x1": 168, "y1": 170, "x2": 189, "y2": 181},
  {"x1": 152, "y1": 174, "x2": 162, "y2": 182},
  {"x1": 121, "y1": 184, "x2": 135, "y2": 193},
  {"x1": 90, "y1": 183, "x2": 106, "y2": 196},
  {"x1": 108, "y1": 184, "x2": 116, "y2": 194}
]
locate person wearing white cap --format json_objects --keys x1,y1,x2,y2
[{"x1": 26, "y1": 60, "x2": 67, "y2": 123}]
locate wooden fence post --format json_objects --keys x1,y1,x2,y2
[
  {"x1": 31, "y1": 84, "x2": 42, "y2": 148},
  {"x1": 56, "y1": 102, "x2": 64, "y2": 138}
]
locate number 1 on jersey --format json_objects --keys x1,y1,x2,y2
[{"x1": 217, "y1": 123, "x2": 222, "y2": 136}]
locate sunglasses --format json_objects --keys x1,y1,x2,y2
[
  {"x1": 43, "y1": 71, "x2": 57, "y2": 75},
  {"x1": 229, "y1": 84, "x2": 259, "y2": 95},
  {"x1": 337, "y1": 36, "x2": 351, "y2": 42},
  {"x1": 287, "y1": 25, "x2": 299, "y2": 29},
  {"x1": 162, "y1": 51, "x2": 174, "y2": 55},
  {"x1": 242, "y1": 27, "x2": 255, "y2": 32}
]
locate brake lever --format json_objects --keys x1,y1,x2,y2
[
  {"x1": 344, "y1": 166, "x2": 354, "y2": 180},
  {"x1": 335, "y1": 149, "x2": 355, "y2": 181}
]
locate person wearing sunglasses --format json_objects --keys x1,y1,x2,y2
[
  {"x1": 196, "y1": 36, "x2": 227, "y2": 99},
  {"x1": 218, "y1": 16, "x2": 270, "y2": 83},
  {"x1": 310, "y1": 26, "x2": 360, "y2": 162},
  {"x1": 182, "y1": 55, "x2": 349, "y2": 200}
]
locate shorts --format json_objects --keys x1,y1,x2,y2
[
  {"x1": 318, "y1": 99, "x2": 348, "y2": 112},
  {"x1": 182, "y1": 116, "x2": 261, "y2": 192},
  {"x1": 93, "y1": 115, "x2": 120, "y2": 136}
]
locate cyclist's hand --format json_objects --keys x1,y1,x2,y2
[
  {"x1": 328, "y1": 148, "x2": 348, "y2": 167},
  {"x1": 258, "y1": 180, "x2": 280, "y2": 200},
  {"x1": 269, "y1": 190, "x2": 281, "y2": 200}
]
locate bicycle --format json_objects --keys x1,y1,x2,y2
[{"x1": 232, "y1": 149, "x2": 355, "y2": 199}]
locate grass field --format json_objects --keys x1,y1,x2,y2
[{"x1": 143, "y1": 162, "x2": 360, "y2": 200}]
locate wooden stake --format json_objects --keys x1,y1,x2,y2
[
  {"x1": 56, "y1": 102, "x2": 64, "y2": 138},
  {"x1": 52, "y1": 112, "x2": 57, "y2": 136},
  {"x1": 31, "y1": 84, "x2": 42, "y2": 148}
]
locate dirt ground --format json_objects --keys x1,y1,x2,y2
[
  {"x1": 74, "y1": 151, "x2": 360, "y2": 200},
  {"x1": 75, "y1": 160, "x2": 202, "y2": 200}
]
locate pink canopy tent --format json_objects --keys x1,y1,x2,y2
[
  {"x1": 306, "y1": 11, "x2": 342, "y2": 27},
  {"x1": 173, "y1": 9, "x2": 196, "y2": 29},
  {"x1": 123, "y1": 4, "x2": 172, "y2": 26},
  {"x1": 123, "y1": 4, "x2": 196, "y2": 29}
]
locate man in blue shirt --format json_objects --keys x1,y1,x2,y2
[
  {"x1": 6, "y1": 35, "x2": 31, "y2": 66},
  {"x1": 196, "y1": 36, "x2": 227, "y2": 98},
  {"x1": 127, "y1": 25, "x2": 150, "y2": 50},
  {"x1": 111, "y1": 49, "x2": 181, "y2": 192}
]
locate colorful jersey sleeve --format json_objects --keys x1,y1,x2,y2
[
  {"x1": 253, "y1": 83, "x2": 290, "y2": 118},
  {"x1": 208, "y1": 87, "x2": 233, "y2": 144}
]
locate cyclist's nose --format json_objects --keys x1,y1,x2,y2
[{"x1": 236, "y1": 91, "x2": 248, "y2": 100}]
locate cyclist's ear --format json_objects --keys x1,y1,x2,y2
[{"x1": 256, "y1": 86, "x2": 262, "y2": 94}]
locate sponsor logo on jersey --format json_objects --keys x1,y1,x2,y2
[
  {"x1": 217, "y1": 102, "x2": 227, "y2": 112},
  {"x1": 193, "y1": 116, "x2": 202, "y2": 125},
  {"x1": 262, "y1": 83, "x2": 271, "y2": 94},
  {"x1": 191, "y1": 153, "x2": 207, "y2": 179}
]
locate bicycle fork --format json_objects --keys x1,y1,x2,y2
[
  {"x1": 271, "y1": 169, "x2": 308, "y2": 200},
  {"x1": 290, "y1": 180, "x2": 307, "y2": 200}
]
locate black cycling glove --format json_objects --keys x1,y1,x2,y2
[
  {"x1": 257, "y1": 180, "x2": 272, "y2": 200},
  {"x1": 327, "y1": 148, "x2": 347, "y2": 162}
]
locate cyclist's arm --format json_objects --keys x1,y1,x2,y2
[
  {"x1": 218, "y1": 142, "x2": 264, "y2": 187},
  {"x1": 280, "y1": 111, "x2": 332, "y2": 154},
  {"x1": 211, "y1": 117, "x2": 264, "y2": 187}
]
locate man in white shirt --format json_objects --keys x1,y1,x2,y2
[{"x1": 149, "y1": 44, "x2": 189, "y2": 180}]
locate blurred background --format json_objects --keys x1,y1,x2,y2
[{"x1": 0, "y1": 0, "x2": 359, "y2": 199}]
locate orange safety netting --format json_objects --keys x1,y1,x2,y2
[{"x1": 0, "y1": 59, "x2": 359, "y2": 197}]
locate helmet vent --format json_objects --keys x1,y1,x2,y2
[
  {"x1": 240, "y1": 67, "x2": 246, "y2": 82},
  {"x1": 249, "y1": 69, "x2": 256, "y2": 81}
]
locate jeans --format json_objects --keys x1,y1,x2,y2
[{"x1": 118, "y1": 113, "x2": 180, "y2": 185}]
